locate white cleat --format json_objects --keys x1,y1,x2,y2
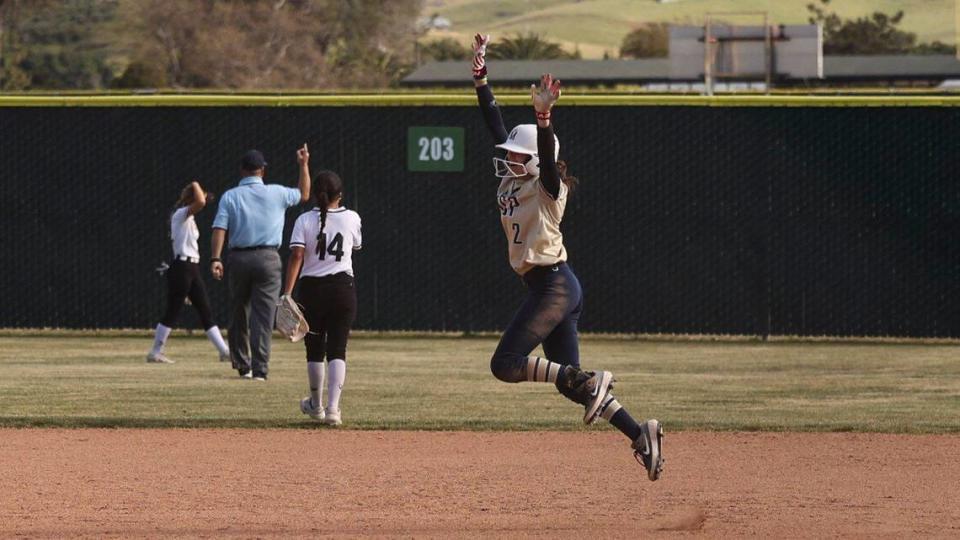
[
  {"x1": 582, "y1": 370, "x2": 614, "y2": 424},
  {"x1": 300, "y1": 397, "x2": 324, "y2": 420},
  {"x1": 146, "y1": 352, "x2": 174, "y2": 364},
  {"x1": 323, "y1": 408, "x2": 342, "y2": 426},
  {"x1": 633, "y1": 419, "x2": 664, "y2": 481}
]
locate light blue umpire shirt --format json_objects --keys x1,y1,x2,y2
[{"x1": 213, "y1": 176, "x2": 302, "y2": 248}]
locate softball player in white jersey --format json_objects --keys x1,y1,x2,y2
[
  {"x1": 283, "y1": 170, "x2": 362, "y2": 426},
  {"x1": 147, "y1": 181, "x2": 230, "y2": 364},
  {"x1": 473, "y1": 34, "x2": 663, "y2": 480}
]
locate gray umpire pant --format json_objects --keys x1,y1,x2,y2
[{"x1": 227, "y1": 249, "x2": 281, "y2": 377}]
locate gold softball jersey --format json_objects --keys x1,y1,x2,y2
[{"x1": 497, "y1": 176, "x2": 569, "y2": 275}]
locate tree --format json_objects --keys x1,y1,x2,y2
[
  {"x1": 486, "y1": 33, "x2": 580, "y2": 60},
  {"x1": 129, "y1": 0, "x2": 424, "y2": 89},
  {"x1": 1, "y1": 0, "x2": 115, "y2": 90},
  {"x1": 0, "y1": 0, "x2": 33, "y2": 89},
  {"x1": 619, "y1": 22, "x2": 669, "y2": 58},
  {"x1": 112, "y1": 60, "x2": 167, "y2": 89},
  {"x1": 911, "y1": 41, "x2": 956, "y2": 55},
  {"x1": 418, "y1": 38, "x2": 469, "y2": 62},
  {"x1": 807, "y1": 0, "x2": 956, "y2": 55}
]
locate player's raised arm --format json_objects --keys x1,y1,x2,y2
[
  {"x1": 185, "y1": 181, "x2": 211, "y2": 216},
  {"x1": 531, "y1": 73, "x2": 562, "y2": 199},
  {"x1": 473, "y1": 33, "x2": 508, "y2": 145}
]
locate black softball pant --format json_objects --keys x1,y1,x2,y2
[
  {"x1": 297, "y1": 273, "x2": 357, "y2": 362},
  {"x1": 161, "y1": 259, "x2": 215, "y2": 330},
  {"x1": 490, "y1": 262, "x2": 583, "y2": 382}
]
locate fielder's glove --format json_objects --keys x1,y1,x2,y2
[
  {"x1": 472, "y1": 33, "x2": 490, "y2": 80},
  {"x1": 275, "y1": 294, "x2": 309, "y2": 342}
]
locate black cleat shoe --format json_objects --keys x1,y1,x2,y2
[
  {"x1": 633, "y1": 419, "x2": 664, "y2": 481},
  {"x1": 581, "y1": 370, "x2": 614, "y2": 425}
]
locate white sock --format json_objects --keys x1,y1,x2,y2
[
  {"x1": 151, "y1": 324, "x2": 172, "y2": 355},
  {"x1": 205, "y1": 326, "x2": 229, "y2": 356},
  {"x1": 524, "y1": 356, "x2": 563, "y2": 383},
  {"x1": 307, "y1": 362, "x2": 324, "y2": 409},
  {"x1": 599, "y1": 395, "x2": 623, "y2": 422},
  {"x1": 327, "y1": 359, "x2": 346, "y2": 411}
]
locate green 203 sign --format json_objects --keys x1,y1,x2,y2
[{"x1": 407, "y1": 126, "x2": 464, "y2": 172}]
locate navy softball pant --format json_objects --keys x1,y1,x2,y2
[{"x1": 490, "y1": 262, "x2": 582, "y2": 382}]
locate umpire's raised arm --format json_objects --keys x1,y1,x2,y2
[
  {"x1": 296, "y1": 143, "x2": 311, "y2": 203},
  {"x1": 472, "y1": 33, "x2": 508, "y2": 145}
]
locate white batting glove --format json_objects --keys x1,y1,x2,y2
[{"x1": 472, "y1": 33, "x2": 490, "y2": 80}]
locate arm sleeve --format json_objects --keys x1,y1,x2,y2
[
  {"x1": 212, "y1": 195, "x2": 230, "y2": 230},
  {"x1": 171, "y1": 207, "x2": 189, "y2": 223},
  {"x1": 537, "y1": 125, "x2": 561, "y2": 200},
  {"x1": 476, "y1": 84, "x2": 509, "y2": 145},
  {"x1": 289, "y1": 216, "x2": 305, "y2": 248}
]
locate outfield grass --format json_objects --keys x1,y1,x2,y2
[{"x1": 0, "y1": 335, "x2": 958, "y2": 432}]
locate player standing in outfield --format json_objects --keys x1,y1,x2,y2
[
  {"x1": 147, "y1": 181, "x2": 230, "y2": 364},
  {"x1": 472, "y1": 34, "x2": 663, "y2": 480},
  {"x1": 282, "y1": 171, "x2": 362, "y2": 426}
]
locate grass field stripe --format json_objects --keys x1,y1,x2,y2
[{"x1": 2, "y1": 336, "x2": 958, "y2": 431}]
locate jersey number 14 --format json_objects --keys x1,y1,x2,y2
[{"x1": 316, "y1": 232, "x2": 345, "y2": 261}]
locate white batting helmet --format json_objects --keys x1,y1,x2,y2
[{"x1": 493, "y1": 124, "x2": 560, "y2": 178}]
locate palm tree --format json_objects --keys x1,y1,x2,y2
[{"x1": 487, "y1": 33, "x2": 580, "y2": 60}]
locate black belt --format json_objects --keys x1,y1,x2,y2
[{"x1": 232, "y1": 245, "x2": 278, "y2": 252}]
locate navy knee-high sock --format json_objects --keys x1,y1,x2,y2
[{"x1": 599, "y1": 394, "x2": 642, "y2": 441}]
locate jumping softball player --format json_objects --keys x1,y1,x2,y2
[
  {"x1": 283, "y1": 171, "x2": 361, "y2": 426},
  {"x1": 472, "y1": 34, "x2": 663, "y2": 480},
  {"x1": 147, "y1": 181, "x2": 230, "y2": 364}
]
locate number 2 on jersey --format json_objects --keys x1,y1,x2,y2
[
  {"x1": 512, "y1": 223, "x2": 522, "y2": 244},
  {"x1": 316, "y1": 232, "x2": 345, "y2": 261}
]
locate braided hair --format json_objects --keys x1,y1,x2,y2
[{"x1": 313, "y1": 170, "x2": 344, "y2": 236}]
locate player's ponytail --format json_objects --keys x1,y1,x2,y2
[
  {"x1": 317, "y1": 191, "x2": 330, "y2": 235},
  {"x1": 312, "y1": 170, "x2": 345, "y2": 236},
  {"x1": 557, "y1": 160, "x2": 578, "y2": 193}
]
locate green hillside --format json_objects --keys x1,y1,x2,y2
[{"x1": 421, "y1": 0, "x2": 958, "y2": 58}]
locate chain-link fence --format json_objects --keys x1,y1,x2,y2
[{"x1": 1, "y1": 99, "x2": 958, "y2": 336}]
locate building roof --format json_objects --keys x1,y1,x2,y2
[
  {"x1": 402, "y1": 56, "x2": 960, "y2": 87},
  {"x1": 403, "y1": 59, "x2": 671, "y2": 87},
  {"x1": 824, "y1": 55, "x2": 960, "y2": 79}
]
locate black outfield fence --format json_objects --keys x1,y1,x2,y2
[{"x1": 1, "y1": 95, "x2": 958, "y2": 337}]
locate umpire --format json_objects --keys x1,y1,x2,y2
[{"x1": 210, "y1": 146, "x2": 311, "y2": 380}]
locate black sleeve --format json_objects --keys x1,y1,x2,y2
[
  {"x1": 476, "y1": 84, "x2": 509, "y2": 145},
  {"x1": 537, "y1": 124, "x2": 561, "y2": 200}
]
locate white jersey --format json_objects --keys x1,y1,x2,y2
[
  {"x1": 289, "y1": 207, "x2": 362, "y2": 277},
  {"x1": 170, "y1": 206, "x2": 200, "y2": 259}
]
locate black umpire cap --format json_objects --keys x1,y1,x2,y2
[{"x1": 240, "y1": 149, "x2": 268, "y2": 170}]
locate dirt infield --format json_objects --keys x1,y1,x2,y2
[{"x1": 2, "y1": 429, "x2": 958, "y2": 538}]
